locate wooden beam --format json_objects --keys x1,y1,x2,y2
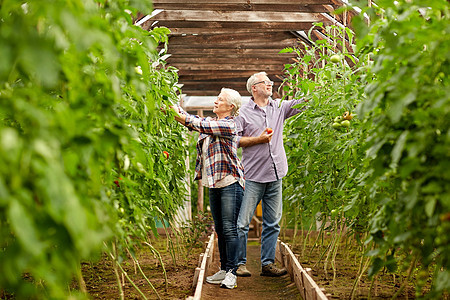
[
  {"x1": 150, "y1": 10, "x2": 325, "y2": 23},
  {"x1": 180, "y1": 78, "x2": 284, "y2": 85},
  {"x1": 153, "y1": 0, "x2": 332, "y2": 4},
  {"x1": 167, "y1": 56, "x2": 292, "y2": 65},
  {"x1": 179, "y1": 82, "x2": 284, "y2": 92},
  {"x1": 169, "y1": 63, "x2": 285, "y2": 72},
  {"x1": 165, "y1": 48, "x2": 299, "y2": 57},
  {"x1": 148, "y1": 21, "x2": 330, "y2": 32},
  {"x1": 182, "y1": 90, "x2": 241, "y2": 96},
  {"x1": 178, "y1": 69, "x2": 286, "y2": 75},
  {"x1": 166, "y1": 32, "x2": 302, "y2": 49},
  {"x1": 169, "y1": 53, "x2": 297, "y2": 60},
  {"x1": 153, "y1": 3, "x2": 333, "y2": 13},
  {"x1": 168, "y1": 30, "x2": 296, "y2": 41},
  {"x1": 164, "y1": 27, "x2": 304, "y2": 35},
  {"x1": 167, "y1": 41, "x2": 300, "y2": 50}
]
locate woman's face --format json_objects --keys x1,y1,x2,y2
[{"x1": 213, "y1": 92, "x2": 234, "y2": 117}]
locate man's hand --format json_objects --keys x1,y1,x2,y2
[
  {"x1": 239, "y1": 128, "x2": 273, "y2": 148},
  {"x1": 259, "y1": 127, "x2": 273, "y2": 143}
]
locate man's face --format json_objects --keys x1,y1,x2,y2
[{"x1": 253, "y1": 75, "x2": 273, "y2": 98}]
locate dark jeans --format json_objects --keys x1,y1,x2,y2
[{"x1": 209, "y1": 181, "x2": 243, "y2": 274}]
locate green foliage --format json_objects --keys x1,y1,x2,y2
[
  {"x1": 0, "y1": 0, "x2": 187, "y2": 298},
  {"x1": 282, "y1": 1, "x2": 449, "y2": 297},
  {"x1": 179, "y1": 211, "x2": 213, "y2": 250},
  {"x1": 282, "y1": 23, "x2": 371, "y2": 238},
  {"x1": 353, "y1": 0, "x2": 450, "y2": 297}
]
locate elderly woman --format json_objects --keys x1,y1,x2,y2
[{"x1": 171, "y1": 88, "x2": 245, "y2": 289}]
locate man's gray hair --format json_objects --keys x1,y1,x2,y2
[
  {"x1": 221, "y1": 88, "x2": 242, "y2": 116},
  {"x1": 246, "y1": 72, "x2": 268, "y2": 95}
]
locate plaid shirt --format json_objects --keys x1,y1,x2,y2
[{"x1": 182, "y1": 110, "x2": 245, "y2": 189}]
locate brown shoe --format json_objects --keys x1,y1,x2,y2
[
  {"x1": 236, "y1": 264, "x2": 251, "y2": 277},
  {"x1": 260, "y1": 263, "x2": 287, "y2": 277}
]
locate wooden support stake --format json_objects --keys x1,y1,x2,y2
[
  {"x1": 192, "y1": 267, "x2": 201, "y2": 288},
  {"x1": 198, "y1": 253, "x2": 204, "y2": 267}
]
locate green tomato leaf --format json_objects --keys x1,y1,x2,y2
[{"x1": 8, "y1": 201, "x2": 44, "y2": 257}]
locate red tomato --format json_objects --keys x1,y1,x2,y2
[
  {"x1": 163, "y1": 151, "x2": 169, "y2": 159},
  {"x1": 267, "y1": 128, "x2": 273, "y2": 134},
  {"x1": 114, "y1": 177, "x2": 122, "y2": 187}
]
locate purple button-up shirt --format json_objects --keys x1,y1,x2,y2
[{"x1": 235, "y1": 97, "x2": 307, "y2": 183}]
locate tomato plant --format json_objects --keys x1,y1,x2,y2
[
  {"x1": 280, "y1": 23, "x2": 372, "y2": 290},
  {"x1": 281, "y1": 1, "x2": 449, "y2": 298},
  {"x1": 0, "y1": 0, "x2": 187, "y2": 298},
  {"x1": 353, "y1": 1, "x2": 450, "y2": 297}
]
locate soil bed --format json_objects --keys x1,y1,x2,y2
[
  {"x1": 79, "y1": 235, "x2": 205, "y2": 299},
  {"x1": 282, "y1": 230, "x2": 431, "y2": 299},
  {"x1": 77, "y1": 228, "x2": 437, "y2": 299}
]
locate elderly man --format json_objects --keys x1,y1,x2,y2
[{"x1": 235, "y1": 72, "x2": 307, "y2": 277}]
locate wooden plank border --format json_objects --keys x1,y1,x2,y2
[
  {"x1": 187, "y1": 232, "x2": 216, "y2": 300},
  {"x1": 276, "y1": 240, "x2": 329, "y2": 300}
]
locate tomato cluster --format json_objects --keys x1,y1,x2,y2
[{"x1": 332, "y1": 111, "x2": 355, "y2": 130}]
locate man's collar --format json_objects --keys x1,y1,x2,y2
[{"x1": 250, "y1": 97, "x2": 274, "y2": 109}]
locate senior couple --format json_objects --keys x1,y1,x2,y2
[{"x1": 170, "y1": 72, "x2": 307, "y2": 289}]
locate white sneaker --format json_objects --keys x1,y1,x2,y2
[
  {"x1": 206, "y1": 270, "x2": 226, "y2": 284},
  {"x1": 220, "y1": 270, "x2": 237, "y2": 289}
]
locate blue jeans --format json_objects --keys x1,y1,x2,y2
[
  {"x1": 237, "y1": 179, "x2": 282, "y2": 267},
  {"x1": 209, "y1": 181, "x2": 243, "y2": 273}
]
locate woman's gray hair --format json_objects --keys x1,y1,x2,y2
[
  {"x1": 221, "y1": 88, "x2": 242, "y2": 117},
  {"x1": 246, "y1": 71, "x2": 268, "y2": 95}
]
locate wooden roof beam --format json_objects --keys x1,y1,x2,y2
[
  {"x1": 142, "y1": 10, "x2": 326, "y2": 28},
  {"x1": 170, "y1": 63, "x2": 285, "y2": 72},
  {"x1": 149, "y1": 21, "x2": 326, "y2": 33},
  {"x1": 167, "y1": 57, "x2": 291, "y2": 65},
  {"x1": 152, "y1": 3, "x2": 333, "y2": 13},
  {"x1": 152, "y1": 0, "x2": 333, "y2": 4},
  {"x1": 178, "y1": 70, "x2": 286, "y2": 78}
]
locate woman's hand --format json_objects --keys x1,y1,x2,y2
[
  {"x1": 170, "y1": 105, "x2": 180, "y2": 114},
  {"x1": 169, "y1": 105, "x2": 186, "y2": 125}
]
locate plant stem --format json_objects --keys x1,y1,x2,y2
[
  {"x1": 114, "y1": 259, "x2": 148, "y2": 300},
  {"x1": 144, "y1": 241, "x2": 168, "y2": 292},
  {"x1": 368, "y1": 274, "x2": 376, "y2": 300},
  {"x1": 308, "y1": 220, "x2": 323, "y2": 259},
  {"x1": 126, "y1": 248, "x2": 161, "y2": 300},
  {"x1": 303, "y1": 220, "x2": 315, "y2": 259},
  {"x1": 160, "y1": 217, "x2": 177, "y2": 268},
  {"x1": 76, "y1": 264, "x2": 87, "y2": 294},
  {"x1": 331, "y1": 213, "x2": 345, "y2": 284},
  {"x1": 324, "y1": 218, "x2": 339, "y2": 280},
  {"x1": 350, "y1": 250, "x2": 371, "y2": 300},
  {"x1": 108, "y1": 242, "x2": 124, "y2": 300},
  {"x1": 312, "y1": 238, "x2": 332, "y2": 270},
  {"x1": 391, "y1": 255, "x2": 417, "y2": 300}
]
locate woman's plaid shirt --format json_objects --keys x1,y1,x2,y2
[{"x1": 183, "y1": 112, "x2": 245, "y2": 189}]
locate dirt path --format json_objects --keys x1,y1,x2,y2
[{"x1": 201, "y1": 239, "x2": 302, "y2": 300}]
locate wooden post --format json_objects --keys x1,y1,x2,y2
[
  {"x1": 196, "y1": 108, "x2": 204, "y2": 213},
  {"x1": 197, "y1": 182, "x2": 204, "y2": 212}
]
